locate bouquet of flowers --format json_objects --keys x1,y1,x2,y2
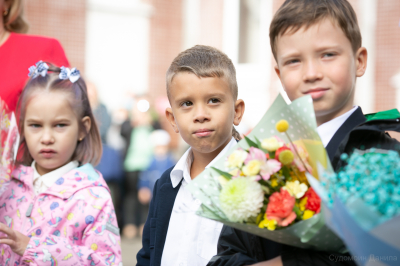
[
  {"x1": 187, "y1": 95, "x2": 344, "y2": 252},
  {"x1": 0, "y1": 99, "x2": 19, "y2": 196},
  {"x1": 311, "y1": 149, "x2": 400, "y2": 266}
]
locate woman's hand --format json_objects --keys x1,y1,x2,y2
[{"x1": 0, "y1": 222, "x2": 30, "y2": 256}]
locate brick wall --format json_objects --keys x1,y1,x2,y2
[
  {"x1": 147, "y1": 0, "x2": 183, "y2": 100},
  {"x1": 199, "y1": 0, "x2": 223, "y2": 50},
  {"x1": 147, "y1": 0, "x2": 183, "y2": 148},
  {"x1": 24, "y1": 0, "x2": 86, "y2": 71},
  {"x1": 375, "y1": 0, "x2": 400, "y2": 112}
]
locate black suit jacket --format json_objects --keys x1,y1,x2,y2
[{"x1": 136, "y1": 166, "x2": 180, "y2": 266}]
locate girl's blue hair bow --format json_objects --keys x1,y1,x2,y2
[
  {"x1": 28, "y1": 61, "x2": 49, "y2": 79},
  {"x1": 59, "y1": 67, "x2": 80, "y2": 83}
]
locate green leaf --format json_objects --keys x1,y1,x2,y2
[
  {"x1": 293, "y1": 205, "x2": 302, "y2": 219},
  {"x1": 211, "y1": 167, "x2": 232, "y2": 180},
  {"x1": 261, "y1": 185, "x2": 270, "y2": 194},
  {"x1": 254, "y1": 136, "x2": 268, "y2": 153},
  {"x1": 244, "y1": 136, "x2": 258, "y2": 148}
]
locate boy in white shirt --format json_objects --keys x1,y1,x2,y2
[{"x1": 136, "y1": 45, "x2": 245, "y2": 266}]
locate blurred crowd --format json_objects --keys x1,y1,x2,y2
[{"x1": 87, "y1": 83, "x2": 179, "y2": 239}]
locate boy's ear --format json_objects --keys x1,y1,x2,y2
[
  {"x1": 79, "y1": 116, "x2": 91, "y2": 140},
  {"x1": 165, "y1": 107, "x2": 180, "y2": 133},
  {"x1": 355, "y1": 47, "x2": 368, "y2": 77},
  {"x1": 233, "y1": 99, "x2": 245, "y2": 126},
  {"x1": 274, "y1": 65, "x2": 282, "y2": 80}
]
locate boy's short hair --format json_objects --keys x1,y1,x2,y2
[
  {"x1": 270, "y1": 0, "x2": 361, "y2": 60},
  {"x1": 166, "y1": 45, "x2": 238, "y2": 100}
]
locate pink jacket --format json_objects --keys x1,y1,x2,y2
[{"x1": 0, "y1": 164, "x2": 122, "y2": 266}]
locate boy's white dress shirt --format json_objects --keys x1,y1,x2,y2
[
  {"x1": 317, "y1": 106, "x2": 358, "y2": 147},
  {"x1": 31, "y1": 161, "x2": 79, "y2": 195},
  {"x1": 161, "y1": 137, "x2": 237, "y2": 266}
]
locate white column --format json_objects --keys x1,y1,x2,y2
[
  {"x1": 222, "y1": 0, "x2": 273, "y2": 129},
  {"x1": 355, "y1": 0, "x2": 377, "y2": 113},
  {"x1": 85, "y1": 0, "x2": 153, "y2": 111},
  {"x1": 182, "y1": 0, "x2": 201, "y2": 50},
  {"x1": 222, "y1": 0, "x2": 240, "y2": 63}
]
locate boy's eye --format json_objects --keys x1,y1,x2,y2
[
  {"x1": 56, "y1": 124, "x2": 67, "y2": 128},
  {"x1": 29, "y1": 124, "x2": 41, "y2": 128},
  {"x1": 181, "y1": 101, "x2": 193, "y2": 107},
  {"x1": 208, "y1": 98, "x2": 220, "y2": 104},
  {"x1": 323, "y1": 53, "x2": 335, "y2": 58},
  {"x1": 285, "y1": 59, "x2": 300, "y2": 65}
]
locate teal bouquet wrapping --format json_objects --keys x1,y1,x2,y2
[
  {"x1": 310, "y1": 148, "x2": 400, "y2": 266},
  {"x1": 187, "y1": 95, "x2": 345, "y2": 252}
]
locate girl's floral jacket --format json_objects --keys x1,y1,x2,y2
[{"x1": 0, "y1": 164, "x2": 122, "y2": 266}]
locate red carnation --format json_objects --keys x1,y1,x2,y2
[
  {"x1": 266, "y1": 188, "x2": 296, "y2": 227},
  {"x1": 304, "y1": 187, "x2": 321, "y2": 213}
]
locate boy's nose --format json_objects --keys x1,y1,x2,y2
[
  {"x1": 193, "y1": 105, "x2": 211, "y2": 123},
  {"x1": 303, "y1": 60, "x2": 323, "y2": 82}
]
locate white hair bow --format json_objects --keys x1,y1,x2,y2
[
  {"x1": 28, "y1": 61, "x2": 49, "y2": 79},
  {"x1": 59, "y1": 66, "x2": 80, "y2": 83}
]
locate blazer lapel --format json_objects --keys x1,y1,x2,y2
[
  {"x1": 154, "y1": 180, "x2": 182, "y2": 266},
  {"x1": 326, "y1": 107, "x2": 366, "y2": 164}
]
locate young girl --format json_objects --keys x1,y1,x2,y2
[{"x1": 0, "y1": 61, "x2": 122, "y2": 266}]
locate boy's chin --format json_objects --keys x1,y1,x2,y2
[{"x1": 190, "y1": 139, "x2": 227, "y2": 155}]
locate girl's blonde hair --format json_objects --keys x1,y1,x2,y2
[
  {"x1": 16, "y1": 64, "x2": 102, "y2": 166},
  {"x1": 3, "y1": 0, "x2": 29, "y2": 33}
]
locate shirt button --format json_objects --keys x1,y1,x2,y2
[{"x1": 195, "y1": 199, "x2": 202, "y2": 205}]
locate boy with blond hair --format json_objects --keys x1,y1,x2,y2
[
  {"x1": 209, "y1": 0, "x2": 399, "y2": 265},
  {"x1": 136, "y1": 45, "x2": 245, "y2": 266}
]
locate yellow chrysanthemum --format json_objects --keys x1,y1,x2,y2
[
  {"x1": 278, "y1": 150, "x2": 294, "y2": 165},
  {"x1": 261, "y1": 137, "x2": 282, "y2": 152},
  {"x1": 258, "y1": 216, "x2": 277, "y2": 230},
  {"x1": 284, "y1": 180, "x2": 308, "y2": 199},
  {"x1": 276, "y1": 120, "x2": 289, "y2": 133},
  {"x1": 303, "y1": 210, "x2": 315, "y2": 220},
  {"x1": 227, "y1": 149, "x2": 248, "y2": 168},
  {"x1": 242, "y1": 160, "x2": 262, "y2": 176}
]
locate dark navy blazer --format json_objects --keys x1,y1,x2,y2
[{"x1": 136, "y1": 166, "x2": 179, "y2": 266}]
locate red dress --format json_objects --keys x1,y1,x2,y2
[{"x1": 0, "y1": 33, "x2": 69, "y2": 112}]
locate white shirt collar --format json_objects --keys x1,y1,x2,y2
[
  {"x1": 170, "y1": 137, "x2": 237, "y2": 188},
  {"x1": 32, "y1": 161, "x2": 79, "y2": 193},
  {"x1": 317, "y1": 106, "x2": 358, "y2": 147}
]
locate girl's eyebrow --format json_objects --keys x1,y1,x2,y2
[{"x1": 25, "y1": 118, "x2": 42, "y2": 123}]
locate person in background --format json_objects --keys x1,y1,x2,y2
[
  {"x1": 0, "y1": 0, "x2": 69, "y2": 112},
  {"x1": 121, "y1": 96, "x2": 157, "y2": 239},
  {"x1": 137, "y1": 129, "x2": 176, "y2": 209},
  {"x1": 87, "y1": 81, "x2": 112, "y2": 143},
  {"x1": 87, "y1": 81, "x2": 124, "y2": 227}
]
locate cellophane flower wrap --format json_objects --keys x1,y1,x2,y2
[
  {"x1": 187, "y1": 95, "x2": 345, "y2": 252},
  {"x1": 311, "y1": 147, "x2": 400, "y2": 266},
  {"x1": 0, "y1": 99, "x2": 19, "y2": 196}
]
